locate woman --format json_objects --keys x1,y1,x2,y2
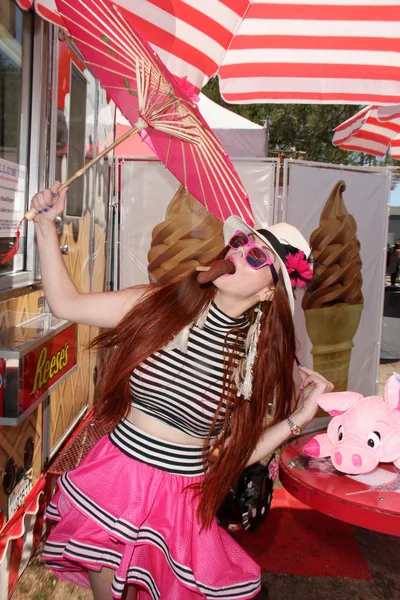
[
  {"x1": 33, "y1": 182, "x2": 333, "y2": 600},
  {"x1": 389, "y1": 243, "x2": 400, "y2": 287}
]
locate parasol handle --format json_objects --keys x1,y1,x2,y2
[{"x1": 24, "y1": 125, "x2": 139, "y2": 221}]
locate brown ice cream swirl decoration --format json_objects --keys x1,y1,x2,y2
[
  {"x1": 147, "y1": 185, "x2": 224, "y2": 284},
  {"x1": 302, "y1": 181, "x2": 363, "y2": 309}
]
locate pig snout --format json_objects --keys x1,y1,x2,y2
[
  {"x1": 331, "y1": 439, "x2": 379, "y2": 474},
  {"x1": 303, "y1": 438, "x2": 321, "y2": 457}
]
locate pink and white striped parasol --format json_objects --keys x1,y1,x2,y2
[
  {"x1": 16, "y1": 0, "x2": 400, "y2": 105},
  {"x1": 3, "y1": 0, "x2": 256, "y2": 264},
  {"x1": 332, "y1": 105, "x2": 400, "y2": 160}
]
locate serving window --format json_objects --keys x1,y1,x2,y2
[{"x1": 0, "y1": 0, "x2": 33, "y2": 284}]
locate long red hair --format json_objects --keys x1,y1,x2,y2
[{"x1": 91, "y1": 261, "x2": 297, "y2": 528}]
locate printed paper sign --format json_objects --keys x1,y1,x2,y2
[{"x1": 0, "y1": 158, "x2": 26, "y2": 238}]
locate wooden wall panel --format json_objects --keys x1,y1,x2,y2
[
  {"x1": 0, "y1": 290, "x2": 45, "y2": 517},
  {"x1": 49, "y1": 211, "x2": 92, "y2": 449},
  {"x1": 0, "y1": 408, "x2": 42, "y2": 518}
]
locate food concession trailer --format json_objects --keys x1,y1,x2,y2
[{"x1": 0, "y1": 3, "x2": 112, "y2": 596}]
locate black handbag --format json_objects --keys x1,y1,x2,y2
[{"x1": 217, "y1": 454, "x2": 277, "y2": 532}]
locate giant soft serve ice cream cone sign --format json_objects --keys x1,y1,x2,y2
[
  {"x1": 302, "y1": 181, "x2": 363, "y2": 392},
  {"x1": 147, "y1": 185, "x2": 224, "y2": 284}
]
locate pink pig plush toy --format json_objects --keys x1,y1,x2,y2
[{"x1": 303, "y1": 373, "x2": 400, "y2": 474}]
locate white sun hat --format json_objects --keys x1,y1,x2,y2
[{"x1": 223, "y1": 215, "x2": 311, "y2": 315}]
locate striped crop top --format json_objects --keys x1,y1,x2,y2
[{"x1": 130, "y1": 302, "x2": 249, "y2": 439}]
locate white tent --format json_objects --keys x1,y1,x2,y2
[{"x1": 115, "y1": 93, "x2": 268, "y2": 158}]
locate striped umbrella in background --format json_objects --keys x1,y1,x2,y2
[
  {"x1": 16, "y1": 0, "x2": 400, "y2": 105},
  {"x1": 332, "y1": 105, "x2": 400, "y2": 160}
]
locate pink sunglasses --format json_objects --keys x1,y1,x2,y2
[{"x1": 228, "y1": 230, "x2": 274, "y2": 270}]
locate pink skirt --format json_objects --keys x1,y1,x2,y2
[{"x1": 42, "y1": 419, "x2": 261, "y2": 599}]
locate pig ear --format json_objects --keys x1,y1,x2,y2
[
  {"x1": 384, "y1": 373, "x2": 400, "y2": 411},
  {"x1": 317, "y1": 391, "x2": 364, "y2": 416}
]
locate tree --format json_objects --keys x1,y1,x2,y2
[{"x1": 202, "y1": 77, "x2": 396, "y2": 168}]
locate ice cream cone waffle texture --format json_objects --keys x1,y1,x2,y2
[
  {"x1": 304, "y1": 304, "x2": 363, "y2": 391},
  {"x1": 147, "y1": 185, "x2": 224, "y2": 284},
  {"x1": 302, "y1": 181, "x2": 363, "y2": 391}
]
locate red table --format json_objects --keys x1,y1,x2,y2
[{"x1": 279, "y1": 432, "x2": 400, "y2": 536}]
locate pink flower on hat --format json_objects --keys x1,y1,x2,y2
[{"x1": 285, "y1": 251, "x2": 313, "y2": 288}]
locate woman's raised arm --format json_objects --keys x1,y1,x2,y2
[{"x1": 32, "y1": 181, "x2": 148, "y2": 328}]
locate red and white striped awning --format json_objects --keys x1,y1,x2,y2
[
  {"x1": 16, "y1": 0, "x2": 400, "y2": 105},
  {"x1": 0, "y1": 478, "x2": 47, "y2": 600},
  {"x1": 332, "y1": 104, "x2": 400, "y2": 159}
]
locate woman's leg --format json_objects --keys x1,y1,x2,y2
[{"x1": 88, "y1": 568, "x2": 137, "y2": 600}]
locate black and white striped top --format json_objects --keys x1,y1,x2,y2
[{"x1": 130, "y1": 302, "x2": 249, "y2": 439}]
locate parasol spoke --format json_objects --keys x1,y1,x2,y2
[
  {"x1": 193, "y1": 147, "x2": 225, "y2": 222},
  {"x1": 192, "y1": 135, "x2": 249, "y2": 220},
  {"x1": 121, "y1": 107, "x2": 140, "y2": 117},
  {"x1": 141, "y1": 70, "x2": 178, "y2": 117},
  {"x1": 71, "y1": 0, "x2": 142, "y2": 58},
  {"x1": 59, "y1": 18, "x2": 138, "y2": 76},
  {"x1": 198, "y1": 134, "x2": 242, "y2": 191},
  {"x1": 74, "y1": 55, "x2": 138, "y2": 82},
  {"x1": 139, "y1": 59, "x2": 151, "y2": 113},
  {"x1": 181, "y1": 139, "x2": 188, "y2": 192},
  {"x1": 163, "y1": 137, "x2": 173, "y2": 171},
  {"x1": 97, "y1": 0, "x2": 162, "y2": 70},
  {"x1": 197, "y1": 143, "x2": 251, "y2": 221},
  {"x1": 62, "y1": 0, "x2": 162, "y2": 87},
  {"x1": 135, "y1": 59, "x2": 144, "y2": 112},
  {"x1": 197, "y1": 128, "x2": 248, "y2": 196},
  {"x1": 61, "y1": 0, "x2": 138, "y2": 61},
  {"x1": 189, "y1": 143, "x2": 211, "y2": 215},
  {"x1": 150, "y1": 124, "x2": 200, "y2": 144}
]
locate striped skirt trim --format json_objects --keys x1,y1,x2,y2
[
  {"x1": 43, "y1": 430, "x2": 261, "y2": 599},
  {"x1": 44, "y1": 540, "x2": 160, "y2": 599},
  {"x1": 44, "y1": 487, "x2": 261, "y2": 599},
  {"x1": 109, "y1": 418, "x2": 206, "y2": 476}
]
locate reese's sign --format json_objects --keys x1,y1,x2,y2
[{"x1": 22, "y1": 325, "x2": 76, "y2": 410}]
